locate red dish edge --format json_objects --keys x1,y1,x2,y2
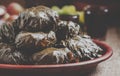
[{"x1": 0, "y1": 40, "x2": 113, "y2": 69}]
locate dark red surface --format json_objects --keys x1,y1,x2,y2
[{"x1": 0, "y1": 40, "x2": 112, "y2": 76}]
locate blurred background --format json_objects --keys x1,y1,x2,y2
[
  {"x1": 0, "y1": 0, "x2": 120, "y2": 39},
  {"x1": 0, "y1": 0, "x2": 120, "y2": 76}
]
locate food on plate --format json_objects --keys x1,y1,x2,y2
[
  {"x1": 0, "y1": 5, "x2": 103, "y2": 65},
  {"x1": 56, "y1": 20, "x2": 80, "y2": 41},
  {"x1": 0, "y1": 43, "x2": 27, "y2": 64},
  {"x1": 15, "y1": 31, "x2": 56, "y2": 55},
  {"x1": 0, "y1": 23, "x2": 15, "y2": 43},
  {"x1": 32, "y1": 47, "x2": 78, "y2": 64},
  {"x1": 13, "y1": 5, "x2": 59, "y2": 32},
  {"x1": 61, "y1": 35, "x2": 103, "y2": 61}
]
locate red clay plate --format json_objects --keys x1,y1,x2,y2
[{"x1": 0, "y1": 40, "x2": 113, "y2": 76}]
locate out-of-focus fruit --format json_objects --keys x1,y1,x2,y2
[
  {"x1": 0, "y1": 7, "x2": 6, "y2": 18},
  {"x1": 77, "y1": 11, "x2": 85, "y2": 23},
  {"x1": 8, "y1": 15, "x2": 18, "y2": 22},
  {"x1": 0, "y1": 5, "x2": 6, "y2": 9},
  {"x1": 51, "y1": 6, "x2": 60, "y2": 11},
  {"x1": 52, "y1": 5, "x2": 78, "y2": 15},
  {"x1": 0, "y1": 20, "x2": 5, "y2": 26},
  {"x1": 52, "y1": 5, "x2": 85, "y2": 24},
  {"x1": 62, "y1": 5, "x2": 76, "y2": 15},
  {"x1": 51, "y1": 6, "x2": 63, "y2": 14},
  {"x1": 7, "y1": 2, "x2": 24, "y2": 15},
  {"x1": 2, "y1": 13, "x2": 10, "y2": 20}
]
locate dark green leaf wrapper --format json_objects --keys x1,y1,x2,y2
[
  {"x1": 15, "y1": 31, "x2": 56, "y2": 55},
  {"x1": 0, "y1": 43, "x2": 28, "y2": 64},
  {"x1": 0, "y1": 6, "x2": 103, "y2": 65},
  {"x1": 13, "y1": 6, "x2": 59, "y2": 32},
  {"x1": 0, "y1": 23, "x2": 15, "y2": 43}
]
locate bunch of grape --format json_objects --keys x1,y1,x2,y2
[
  {"x1": 52, "y1": 5, "x2": 85, "y2": 23},
  {"x1": 0, "y1": 2, "x2": 24, "y2": 25}
]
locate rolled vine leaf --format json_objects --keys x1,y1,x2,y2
[
  {"x1": 0, "y1": 43, "x2": 28, "y2": 64},
  {"x1": 0, "y1": 23, "x2": 15, "y2": 43},
  {"x1": 15, "y1": 31, "x2": 57, "y2": 55},
  {"x1": 61, "y1": 35, "x2": 103, "y2": 61},
  {"x1": 56, "y1": 20, "x2": 81, "y2": 41},
  {"x1": 12, "y1": 5, "x2": 59, "y2": 32},
  {"x1": 32, "y1": 47, "x2": 78, "y2": 65}
]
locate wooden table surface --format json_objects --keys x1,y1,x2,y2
[{"x1": 89, "y1": 26, "x2": 120, "y2": 76}]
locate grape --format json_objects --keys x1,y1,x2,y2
[
  {"x1": 51, "y1": 6, "x2": 60, "y2": 11},
  {"x1": 51, "y1": 6, "x2": 64, "y2": 15},
  {"x1": 61, "y1": 5, "x2": 76, "y2": 15},
  {"x1": 77, "y1": 11, "x2": 85, "y2": 23}
]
